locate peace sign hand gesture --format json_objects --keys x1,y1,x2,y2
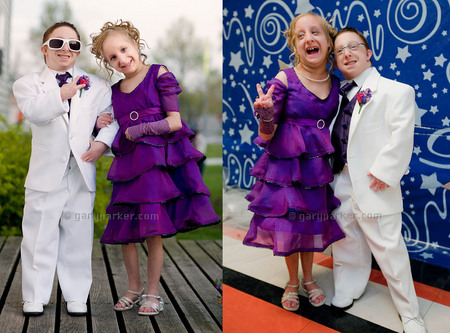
[
  {"x1": 254, "y1": 84, "x2": 276, "y2": 135},
  {"x1": 254, "y1": 84, "x2": 275, "y2": 121}
]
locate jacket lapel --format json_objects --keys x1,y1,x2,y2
[
  {"x1": 348, "y1": 68, "x2": 380, "y2": 140},
  {"x1": 40, "y1": 67, "x2": 69, "y2": 125},
  {"x1": 40, "y1": 67, "x2": 58, "y2": 92}
]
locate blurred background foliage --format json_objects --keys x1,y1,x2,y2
[{"x1": 0, "y1": 115, "x2": 31, "y2": 237}]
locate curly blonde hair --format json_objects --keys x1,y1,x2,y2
[
  {"x1": 90, "y1": 20, "x2": 148, "y2": 78},
  {"x1": 283, "y1": 12, "x2": 337, "y2": 69}
]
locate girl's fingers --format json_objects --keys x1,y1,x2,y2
[
  {"x1": 256, "y1": 83, "x2": 275, "y2": 101},
  {"x1": 256, "y1": 83, "x2": 264, "y2": 98}
]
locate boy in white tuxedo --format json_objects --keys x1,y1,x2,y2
[
  {"x1": 330, "y1": 27, "x2": 427, "y2": 333},
  {"x1": 13, "y1": 22, "x2": 118, "y2": 316}
]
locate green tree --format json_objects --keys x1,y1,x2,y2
[
  {"x1": 152, "y1": 17, "x2": 204, "y2": 88},
  {"x1": 29, "y1": 1, "x2": 73, "y2": 44},
  {"x1": 151, "y1": 17, "x2": 222, "y2": 124}
]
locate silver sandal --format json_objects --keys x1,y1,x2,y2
[
  {"x1": 138, "y1": 294, "x2": 164, "y2": 316},
  {"x1": 114, "y1": 287, "x2": 144, "y2": 311},
  {"x1": 281, "y1": 283, "x2": 300, "y2": 311},
  {"x1": 301, "y1": 279, "x2": 326, "y2": 307}
]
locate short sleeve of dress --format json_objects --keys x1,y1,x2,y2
[
  {"x1": 156, "y1": 71, "x2": 183, "y2": 112},
  {"x1": 265, "y1": 77, "x2": 288, "y2": 124}
]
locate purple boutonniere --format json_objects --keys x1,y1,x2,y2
[
  {"x1": 77, "y1": 75, "x2": 91, "y2": 97},
  {"x1": 355, "y1": 88, "x2": 372, "y2": 114}
]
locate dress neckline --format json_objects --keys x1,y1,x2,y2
[
  {"x1": 117, "y1": 65, "x2": 151, "y2": 95},
  {"x1": 290, "y1": 68, "x2": 334, "y2": 101}
]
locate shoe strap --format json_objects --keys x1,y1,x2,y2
[
  {"x1": 117, "y1": 296, "x2": 135, "y2": 308},
  {"x1": 285, "y1": 283, "x2": 299, "y2": 289},
  {"x1": 307, "y1": 289, "x2": 324, "y2": 299},
  {"x1": 140, "y1": 294, "x2": 164, "y2": 310},
  {"x1": 282, "y1": 292, "x2": 299, "y2": 299},
  {"x1": 140, "y1": 300, "x2": 160, "y2": 311},
  {"x1": 143, "y1": 294, "x2": 161, "y2": 300},
  {"x1": 142, "y1": 294, "x2": 164, "y2": 305},
  {"x1": 127, "y1": 287, "x2": 144, "y2": 296},
  {"x1": 302, "y1": 279, "x2": 317, "y2": 286},
  {"x1": 281, "y1": 292, "x2": 299, "y2": 305}
]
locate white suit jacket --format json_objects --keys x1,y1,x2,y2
[
  {"x1": 344, "y1": 68, "x2": 415, "y2": 216},
  {"x1": 13, "y1": 65, "x2": 119, "y2": 192}
]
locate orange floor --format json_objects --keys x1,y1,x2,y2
[
  {"x1": 224, "y1": 285, "x2": 340, "y2": 333},
  {"x1": 223, "y1": 224, "x2": 450, "y2": 332},
  {"x1": 223, "y1": 225, "x2": 450, "y2": 307}
]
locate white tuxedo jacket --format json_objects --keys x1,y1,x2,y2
[
  {"x1": 343, "y1": 68, "x2": 415, "y2": 216},
  {"x1": 13, "y1": 65, "x2": 119, "y2": 192}
]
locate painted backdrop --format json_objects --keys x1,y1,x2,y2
[{"x1": 223, "y1": 0, "x2": 450, "y2": 269}]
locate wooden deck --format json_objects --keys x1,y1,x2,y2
[{"x1": 0, "y1": 236, "x2": 222, "y2": 332}]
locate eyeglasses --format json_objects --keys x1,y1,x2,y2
[
  {"x1": 42, "y1": 38, "x2": 82, "y2": 52},
  {"x1": 333, "y1": 42, "x2": 367, "y2": 56}
]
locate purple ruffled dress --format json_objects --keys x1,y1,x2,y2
[
  {"x1": 243, "y1": 68, "x2": 345, "y2": 256},
  {"x1": 101, "y1": 64, "x2": 220, "y2": 244}
]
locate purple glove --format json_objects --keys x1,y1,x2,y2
[
  {"x1": 254, "y1": 106, "x2": 274, "y2": 134},
  {"x1": 254, "y1": 106, "x2": 274, "y2": 121},
  {"x1": 127, "y1": 119, "x2": 170, "y2": 141}
]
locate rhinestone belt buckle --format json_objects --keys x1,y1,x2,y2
[
  {"x1": 317, "y1": 119, "x2": 325, "y2": 129},
  {"x1": 130, "y1": 111, "x2": 139, "y2": 121}
]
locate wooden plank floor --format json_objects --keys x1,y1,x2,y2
[{"x1": 0, "y1": 236, "x2": 222, "y2": 332}]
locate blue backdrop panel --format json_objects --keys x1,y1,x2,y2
[{"x1": 223, "y1": 0, "x2": 450, "y2": 269}]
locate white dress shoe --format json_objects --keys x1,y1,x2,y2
[
  {"x1": 66, "y1": 301, "x2": 87, "y2": 316},
  {"x1": 331, "y1": 295, "x2": 354, "y2": 310},
  {"x1": 23, "y1": 302, "x2": 44, "y2": 316},
  {"x1": 402, "y1": 316, "x2": 427, "y2": 333}
]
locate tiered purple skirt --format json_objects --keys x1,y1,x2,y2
[
  {"x1": 100, "y1": 113, "x2": 220, "y2": 244},
  {"x1": 243, "y1": 122, "x2": 345, "y2": 256}
]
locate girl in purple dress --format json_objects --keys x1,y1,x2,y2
[
  {"x1": 244, "y1": 13, "x2": 345, "y2": 311},
  {"x1": 91, "y1": 20, "x2": 219, "y2": 316}
]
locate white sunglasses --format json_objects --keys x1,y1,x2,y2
[{"x1": 42, "y1": 38, "x2": 82, "y2": 52}]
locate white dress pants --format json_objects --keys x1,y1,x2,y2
[
  {"x1": 331, "y1": 165, "x2": 420, "y2": 319},
  {"x1": 21, "y1": 156, "x2": 95, "y2": 304}
]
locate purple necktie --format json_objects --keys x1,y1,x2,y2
[
  {"x1": 56, "y1": 72, "x2": 72, "y2": 111},
  {"x1": 331, "y1": 81, "x2": 357, "y2": 173}
]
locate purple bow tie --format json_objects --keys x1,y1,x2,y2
[
  {"x1": 56, "y1": 72, "x2": 71, "y2": 87},
  {"x1": 56, "y1": 72, "x2": 72, "y2": 113},
  {"x1": 339, "y1": 81, "x2": 356, "y2": 96}
]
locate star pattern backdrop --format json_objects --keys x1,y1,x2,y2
[{"x1": 223, "y1": 0, "x2": 450, "y2": 269}]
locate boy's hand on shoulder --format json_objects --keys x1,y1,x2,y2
[
  {"x1": 81, "y1": 139, "x2": 108, "y2": 162},
  {"x1": 60, "y1": 75, "x2": 86, "y2": 101}
]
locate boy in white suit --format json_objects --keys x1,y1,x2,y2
[
  {"x1": 13, "y1": 22, "x2": 118, "y2": 316},
  {"x1": 330, "y1": 28, "x2": 427, "y2": 333}
]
